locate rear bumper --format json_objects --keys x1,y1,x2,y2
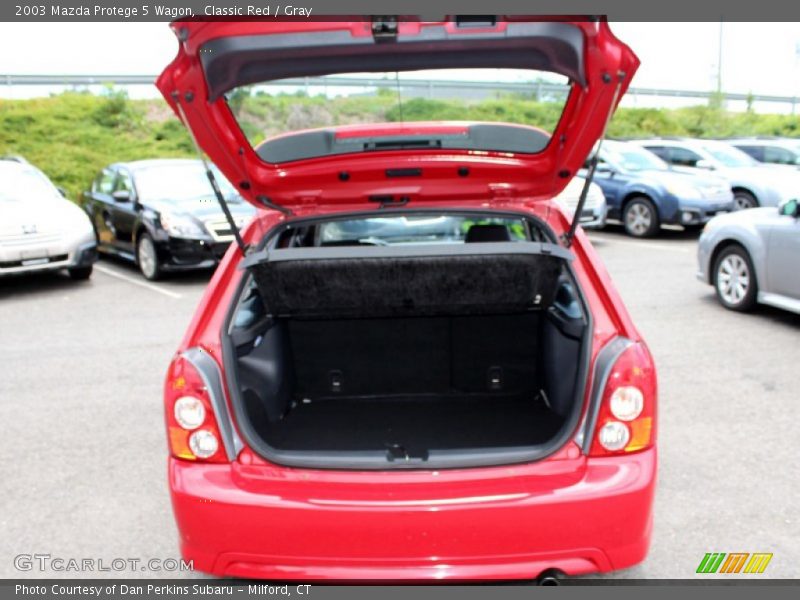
[
  {"x1": 665, "y1": 196, "x2": 734, "y2": 226},
  {"x1": 169, "y1": 447, "x2": 656, "y2": 580}
]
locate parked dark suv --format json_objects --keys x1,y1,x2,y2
[{"x1": 81, "y1": 159, "x2": 256, "y2": 279}]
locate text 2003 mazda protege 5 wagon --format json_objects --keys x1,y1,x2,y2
[{"x1": 157, "y1": 18, "x2": 657, "y2": 581}]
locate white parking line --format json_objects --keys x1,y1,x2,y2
[
  {"x1": 95, "y1": 265, "x2": 183, "y2": 299},
  {"x1": 588, "y1": 235, "x2": 691, "y2": 254}
]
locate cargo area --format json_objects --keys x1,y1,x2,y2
[{"x1": 225, "y1": 238, "x2": 589, "y2": 468}]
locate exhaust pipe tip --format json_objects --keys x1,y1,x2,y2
[{"x1": 536, "y1": 569, "x2": 565, "y2": 586}]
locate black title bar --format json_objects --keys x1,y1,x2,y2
[{"x1": 3, "y1": 1, "x2": 800, "y2": 21}]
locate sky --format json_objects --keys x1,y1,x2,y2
[{"x1": 1, "y1": 21, "x2": 800, "y2": 101}]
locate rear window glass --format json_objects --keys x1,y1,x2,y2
[
  {"x1": 316, "y1": 216, "x2": 529, "y2": 246},
  {"x1": 226, "y1": 68, "x2": 570, "y2": 163},
  {"x1": 763, "y1": 146, "x2": 799, "y2": 165}
]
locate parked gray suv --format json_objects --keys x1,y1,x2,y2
[{"x1": 631, "y1": 138, "x2": 800, "y2": 210}]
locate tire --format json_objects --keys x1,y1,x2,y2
[
  {"x1": 733, "y1": 190, "x2": 758, "y2": 210},
  {"x1": 136, "y1": 233, "x2": 162, "y2": 281},
  {"x1": 623, "y1": 196, "x2": 660, "y2": 238},
  {"x1": 68, "y1": 265, "x2": 93, "y2": 281},
  {"x1": 712, "y1": 245, "x2": 758, "y2": 311}
]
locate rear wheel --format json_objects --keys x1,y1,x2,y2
[
  {"x1": 137, "y1": 233, "x2": 162, "y2": 281},
  {"x1": 623, "y1": 196, "x2": 660, "y2": 238},
  {"x1": 733, "y1": 190, "x2": 758, "y2": 210},
  {"x1": 68, "y1": 265, "x2": 93, "y2": 281},
  {"x1": 713, "y1": 245, "x2": 757, "y2": 311}
]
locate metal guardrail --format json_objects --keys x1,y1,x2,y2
[
  {"x1": 2, "y1": 74, "x2": 798, "y2": 108},
  {"x1": 1, "y1": 73, "x2": 568, "y2": 91},
  {"x1": 3, "y1": 74, "x2": 160, "y2": 85}
]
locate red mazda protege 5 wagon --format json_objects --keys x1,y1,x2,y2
[{"x1": 157, "y1": 18, "x2": 656, "y2": 581}]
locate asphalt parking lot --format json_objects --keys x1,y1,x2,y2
[{"x1": 1, "y1": 225, "x2": 798, "y2": 580}]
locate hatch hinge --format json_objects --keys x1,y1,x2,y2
[
  {"x1": 256, "y1": 195, "x2": 294, "y2": 216},
  {"x1": 372, "y1": 16, "x2": 398, "y2": 41}
]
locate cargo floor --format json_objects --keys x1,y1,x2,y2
[{"x1": 255, "y1": 394, "x2": 565, "y2": 452}]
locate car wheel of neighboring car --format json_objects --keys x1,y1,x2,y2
[
  {"x1": 68, "y1": 265, "x2": 93, "y2": 281},
  {"x1": 137, "y1": 233, "x2": 162, "y2": 281},
  {"x1": 733, "y1": 190, "x2": 758, "y2": 210},
  {"x1": 713, "y1": 245, "x2": 758, "y2": 311},
  {"x1": 623, "y1": 197, "x2": 659, "y2": 238}
]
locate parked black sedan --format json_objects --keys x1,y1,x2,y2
[{"x1": 81, "y1": 159, "x2": 256, "y2": 280}]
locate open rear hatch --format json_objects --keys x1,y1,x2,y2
[{"x1": 156, "y1": 17, "x2": 639, "y2": 211}]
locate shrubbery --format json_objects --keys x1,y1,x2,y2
[
  {"x1": 2, "y1": 90, "x2": 799, "y2": 202},
  {"x1": 0, "y1": 92, "x2": 194, "y2": 200}
]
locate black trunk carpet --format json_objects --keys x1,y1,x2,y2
[{"x1": 255, "y1": 394, "x2": 564, "y2": 452}]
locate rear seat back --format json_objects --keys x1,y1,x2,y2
[
  {"x1": 242, "y1": 242, "x2": 571, "y2": 320},
  {"x1": 465, "y1": 224, "x2": 512, "y2": 243}
]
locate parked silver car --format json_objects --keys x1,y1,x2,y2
[
  {"x1": 697, "y1": 198, "x2": 800, "y2": 314},
  {"x1": 554, "y1": 176, "x2": 607, "y2": 229},
  {"x1": 631, "y1": 138, "x2": 800, "y2": 210},
  {"x1": 0, "y1": 158, "x2": 97, "y2": 280}
]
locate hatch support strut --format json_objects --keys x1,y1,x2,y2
[
  {"x1": 563, "y1": 72, "x2": 625, "y2": 248},
  {"x1": 173, "y1": 95, "x2": 249, "y2": 256}
]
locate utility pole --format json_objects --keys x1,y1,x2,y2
[
  {"x1": 794, "y1": 41, "x2": 800, "y2": 115},
  {"x1": 716, "y1": 20, "x2": 724, "y2": 95}
]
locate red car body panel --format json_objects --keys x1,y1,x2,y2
[
  {"x1": 159, "y1": 18, "x2": 655, "y2": 580},
  {"x1": 170, "y1": 447, "x2": 655, "y2": 579},
  {"x1": 167, "y1": 203, "x2": 654, "y2": 580},
  {"x1": 156, "y1": 18, "x2": 639, "y2": 210}
]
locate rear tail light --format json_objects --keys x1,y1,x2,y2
[
  {"x1": 609, "y1": 386, "x2": 644, "y2": 421},
  {"x1": 589, "y1": 342, "x2": 657, "y2": 456},
  {"x1": 173, "y1": 396, "x2": 206, "y2": 430},
  {"x1": 164, "y1": 355, "x2": 227, "y2": 463},
  {"x1": 188, "y1": 429, "x2": 220, "y2": 459}
]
